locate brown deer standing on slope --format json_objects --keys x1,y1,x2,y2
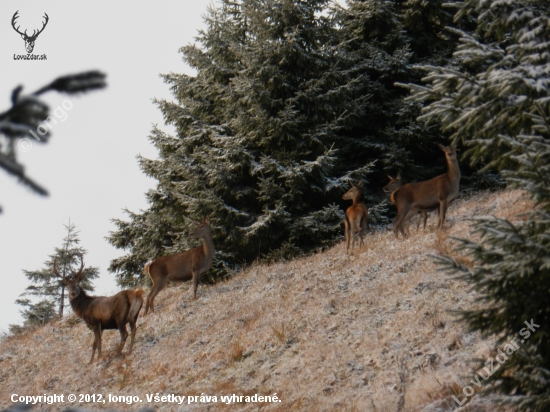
[
  {"x1": 53, "y1": 253, "x2": 144, "y2": 364},
  {"x1": 383, "y1": 173, "x2": 433, "y2": 232},
  {"x1": 144, "y1": 218, "x2": 214, "y2": 315},
  {"x1": 391, "y1": 144, "x2": 460, "y2": 238},
  {"x1": 342, "y1": 181, "x2": 369, "y2": 252}
]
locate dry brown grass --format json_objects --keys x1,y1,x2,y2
[{"x1": 0, "y1": 190, "x2": 530, "y2": 412}]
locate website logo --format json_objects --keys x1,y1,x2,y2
[{"x1": 11, "y1": 11, "x2": 49, "y2": 54}]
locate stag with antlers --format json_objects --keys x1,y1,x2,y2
[
  {"x1": 12, "y1": 11, "x2": 49, "y2": 54},
  {"x1": 54, "y1": 253, "x2": 144, "y2": 363}
]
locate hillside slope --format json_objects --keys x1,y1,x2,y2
[{"x1": 0, "y1": 190, "x2": 531, "y2": 412}]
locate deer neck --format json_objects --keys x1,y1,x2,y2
[
  {"x1": 446, "y1": 155, "x2": 461, "y2": 183},
  {"x1": 352, "y1": 192, "x2": 363, "y2": 205},
  {"x1": 69, "y1": 290, "x2": 93, "y2": 317},
  {"x1": 201, "y1": 233, "x2": 215, "y2": 260}
]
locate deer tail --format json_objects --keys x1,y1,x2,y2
[
  {"x1": 128, "y1": 289, "x2": 145, "y2": 320},
  {"x1": 144, "y1": 261, "x2": 153, "y2": 277}
]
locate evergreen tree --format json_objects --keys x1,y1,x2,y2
[
  {"x1": 405, "y1": 1, "x2": 550, "y2": 409},
  {"x1": 109, "y1": 0, "x2": 375, "y2": 286},
  {"x1": 332, "y1": 0, "x2": 471, "y2": 185},
  {"x1": 13, "y1": 221, "x2": 99, "y2": 330},
  {"x1": 10, "y1": 300, "x2": 56, "y2": 333}
]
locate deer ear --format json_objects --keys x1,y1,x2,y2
[
  {"x1": 358, "y1": 180, "x2": 364, "y2": 187},
  {"x1": 350, "y1": 181, "x2": 356, "y2": 188},
  {"x1": 205, "y1": 215, "x2": 210, "y2": 224},
  {"x1": 387, "y1": 175, "x2": 394, "y2": 181},
  {"x1": 438, "y1": 143, "x2": 446, "y2": 151}
]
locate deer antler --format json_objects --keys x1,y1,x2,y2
[
  {"x1": 11, "y1": 11, "x2": 49, "y2": 39},
  {"x1": 73, "y1": 252, "x2": 85, "y2": 280},
  {"x1": 11, "y1": 11, "x2": 26, "y2": 37},
  {"x1": 53, "y1": 257, "x2": 67, "y2": 281},
  {"x1": 53, "y1": 252, "x2": 84, "y2": 281},
  {"x1": 31, "y1": 13, "x2": 49, "y2": 39}
]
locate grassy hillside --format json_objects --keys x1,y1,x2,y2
[{"x1": 0, "y1": 190, "x2": 531, "y2": 412}]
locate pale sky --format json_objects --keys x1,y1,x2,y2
[{"x1": 0, "y1": 0, "x2": 211, "y2": 332}]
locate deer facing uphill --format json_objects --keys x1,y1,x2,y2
[
  {"x1": 391, "y1": 144, "x2": 460, "y2": 238},
  {"x1": 144, "y1": 218, "x2": 214, "y2": 315},
  {"x1": 54, "y1": 253, "x2": 144, "y2": 364},
  {"x1": 342, "y1": 181, "x2": 369, "y2": 252}
]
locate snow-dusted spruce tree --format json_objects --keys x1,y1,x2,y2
[
  {"x1": 108, "y1": 0, "x2": 377, "y2": 287},
  {"x1": 10, "y1": 221, "x2": 98, "y2": 333},
  {"x1": 405, "y1": 0, "x2": 550, "y2": 409},
  {"x1": 334, "y1": 0, "x2": 472, "y2": 183},
  {"x1": 0, "y1": 71, "x2": 106, "y2": 213}
]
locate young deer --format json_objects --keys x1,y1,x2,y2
[
  {"x1": 383, "y1": 173, "x2": 432, "y2": 232},
  {"x1": 54, "y1": 253, "x2": 144, "y2": 364},
  {"x1": 391, "y1": 144, "x2": 460, "y2": 238},
  {"x1": 144, "y1": 218, "x2": 214, "y2": 315},
  {"x1": 342, "y1": 181, "x2": 369, "y2": 252}
]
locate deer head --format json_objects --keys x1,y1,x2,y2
[
  {"x1": 342, "y1": 181, "x2": 364, "y2": 201},
  {"x1": 383, "y1": 172, "x2": 403, "y2": 194},
  {"x1": 53, "y1": 252, "x2": 85, "y2": 300},
  {"x1": 190, "y1": 216, "x2": 212, "y2": 239},
  {"x1": 438, "y1": 144, "x2": 457, "y2": 162},
  {"x1": 12, "y1": 11, "x2": 49, "y2": 54}
]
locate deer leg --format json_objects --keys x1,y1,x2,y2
[
  {"x1": 417, "y1": 211, "x2": 428, "y2": 232},
  {"x1": 394, "y1": 213, "x2": 405, "y2": 239},
  {"x1": 393, "y1": 208, "x2": 409, "y2": 239},
  {"x1": 355, "y1": 218, "x2": 364, "y2": 249},
  {"x1": 89, "y1": 329, "x2": 97, "y2": 364},
  {"x1": 439, "y1": 199, "x2": 448, "y2": 229},
  {"x1": 400, "y1": 221, "x2": 409, "y2": 238},
  {"x1": 359, "y1": 217, "x2": 367, "y2": 248},
  {"x1": 145, "y1": 277, "x2": 167, "y2": 315},
  {"x1": 344, "y1": 217, "x2": 350, "y2": 252},
  {"x1": 394, "y1": 220, "x2": 405, "y2": 238},
  {"x1": 90, "y1": 324, "x2": 101, "y2": 364},
  {"x1": 192, "y1": 270, "x2": 201, "y2": 300},
  {"x1": 97, "y1": 326, "x2": 103, "y2": 360},
  {"x1": 128, "y1": 319, "x2": 137, "y2": 354},
  {"x1": 400, "y1": 209, "x2": 418, "y2": 238},
  {"x1": 393, "y1": 216, "x2": 399, "y2": 239},
  {"x1": 117, "y1": 322, "x2": 129, "y2": 355}
]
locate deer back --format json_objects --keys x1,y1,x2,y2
[
  {"x1": 149, "y1": 248, "x2": 198, "y2": 282},
  {"x1": 391, "y1": 178, "x2": 442, "y2": 211},
  {"x1": 346, "y1": 203, "x2": 368, "y2": 220}
]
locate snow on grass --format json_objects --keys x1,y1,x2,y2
[{"x1": 0, "y1": 190, "x2": 528, "y2": 411}]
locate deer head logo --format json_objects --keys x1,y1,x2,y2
[{"x1": 12, "y1": 11, "x2": 49, "y2": 54}]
